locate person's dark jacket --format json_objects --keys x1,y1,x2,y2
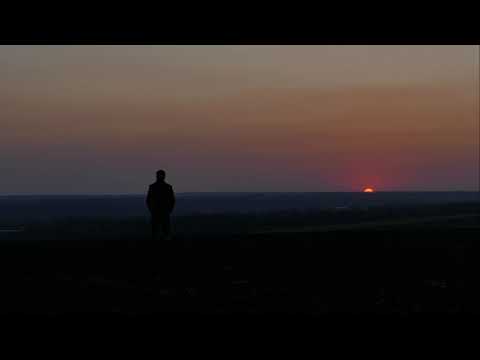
[{"x1": 146, "y1": 181, "x2": 175, "y2": 214}]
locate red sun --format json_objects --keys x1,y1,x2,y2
[{"x1": 363, "y1": 187, "x2": 375, "y2": 193}]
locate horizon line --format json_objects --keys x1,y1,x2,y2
[{"x1": 0, "y1": 190, "x2": 478, "y2": 197}]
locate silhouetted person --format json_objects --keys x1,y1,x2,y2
[{"x1": 146, "y1": 170, "x2": 175, "y2": 240}]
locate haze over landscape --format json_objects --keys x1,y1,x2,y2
[{"x1": 1, "y1": 45, "x2": 478, "y2": 194}]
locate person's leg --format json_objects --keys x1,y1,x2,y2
[
  {"x1": 153, "y1": 213, "x2": 166, "y2": 241},
  {"x1": 163, "y1": 214, "x2": 171, "y2": 240},
  {"x1": 151, "y1": 215, "x2": 160, "y2": 240}
]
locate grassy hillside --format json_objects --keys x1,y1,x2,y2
[{"x1": 0, "y1": 202, "x2": 479, "y2": 315}]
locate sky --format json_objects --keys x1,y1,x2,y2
[{"x1": 0, "y1": 45, "x2": 478, "y2": 194}]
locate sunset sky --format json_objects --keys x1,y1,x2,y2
[{"x1": 0, "y1": 45, "x2": 478, "y2": 194}]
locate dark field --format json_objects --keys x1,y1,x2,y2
[
  {"x1": 1, "y1": 201, "x2": 479, "y2": 315},
  {"x1": 1, "y1": 191, "x2": 478, "y2": 221}
]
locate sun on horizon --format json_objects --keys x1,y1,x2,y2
[{"x1": 363, "y1": 187, "x2": 375, "y2": 193}]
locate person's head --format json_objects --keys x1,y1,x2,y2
[{"x1": 156, "y1": 169, "x2": 166, "y2": 182}]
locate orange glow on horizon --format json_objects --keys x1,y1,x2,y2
[{"x1": 363, "y1": 187, "x2": 375, "y2": 193}]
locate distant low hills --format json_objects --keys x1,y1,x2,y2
[{"x1": 0, "y1": 192, "x2": 478, "y2": 222}]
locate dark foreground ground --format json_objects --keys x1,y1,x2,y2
[{"x1": 1, "y1": 209, "x2": 479, "y2": 316}]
